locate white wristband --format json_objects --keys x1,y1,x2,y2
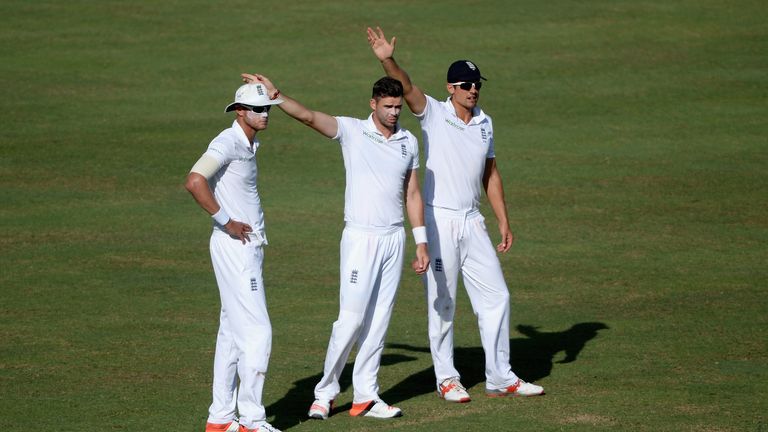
[
  {"x1": 212, "y1": 208, "x2": 230, "y2": 226},
  {"x1": 412, "y1": 226, "x2": 428, "y2": 244}
]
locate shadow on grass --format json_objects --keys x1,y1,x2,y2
[
  {"x1": 267, "y1": 322, "x2": 607, "y2": 429},
  {"x1": 383, "y1": 321, "x2": 609, "y2": 404},
  {"x1": 266, "y1": 353, "x2": 418, "y2": 430}
]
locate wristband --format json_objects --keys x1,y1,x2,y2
[
  {"x1": 412, "y1": 226, "x2": 428, "y2": 244},
  {"x1": 212, "y1": 208, "x2": 231, "y2": 226},
  {"x1": 271, "y1": 89, "x2": 280, "y2": 100}
]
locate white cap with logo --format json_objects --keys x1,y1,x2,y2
[{"x1": 224, "y1": 83, "x2": 284, "y2": 112}]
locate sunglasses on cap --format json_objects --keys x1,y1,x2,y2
[
  {"x1": 450, "y1": 81, "x2": 483, "y2": 91},
  {"x1": 246, "y1": 105, "x2": 271, "y2": 113}
]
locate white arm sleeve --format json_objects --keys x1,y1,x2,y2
[{"x1": 189, "y1": 154, "x2": 222, "y2": 179}]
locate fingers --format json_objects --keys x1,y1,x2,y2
[
  {"x1": 239, "y1": 227, "x2": 251, "y2": 244},
  {"x1": 411, "y1": 256, "x2": 429, "y2": 275},
  {"x1": 497, "y1": 233, "x2": 514, "y2": 253},
  {"x1": 241, "y1": 73, "x2": 267, "y2": 84},
  {"x1": 227, "y1": 221, "x2": 253, "y2": 244},
  {"x1": 366, "y1": 26, "x2": 388, "y2": 45}
]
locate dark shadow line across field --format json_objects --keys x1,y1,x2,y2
[{"x1": 266, "y1": 322, "x2": 607, "y2": 429}]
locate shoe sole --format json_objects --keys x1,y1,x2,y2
[
  {"x1": 308, "y1": 401, "x2": 332, "y2": 420},
  {"x1": 437, "y1": 391, "x2": 471, "y2": 403},
  {"x1": 354, "y1": 411, "x2": 403, "y2": 418},
  {"x1": 485, "y1": 390, "x2": 545, "y2": 398},
  {"x1": 350, "y1": 401, "x2": 402, "y2": 418}
]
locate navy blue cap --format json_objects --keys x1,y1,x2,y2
[{"x1": 447, "y1": 60, "x2": 487, "y2": 82}]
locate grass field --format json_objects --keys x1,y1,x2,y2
[{"x1": 1, "y1": 1, "x2": 766, "y2": 431}]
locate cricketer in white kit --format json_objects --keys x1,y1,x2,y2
[
  {"x1": 241, "y1": 72, "x2": 430, "y2": 420},
  {"x1": 368, "y1": 27, "x2": 545, "y2": 402},
  {"x1": 185, "y1": 83, "x2": 284, "y2": 432}
]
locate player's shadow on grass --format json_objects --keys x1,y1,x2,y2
[
  {"x1": 266, "y1": 322, "x2": 606, "y2": 429},
  {"x1": 381, "y1": 321, "x2": 609, "y2": 404},
  {"x1": 265, "y1": 353, "x2": 418, "y2": 431}
]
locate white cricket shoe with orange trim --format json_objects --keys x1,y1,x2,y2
[
  {"x1": 307, "y1": 399, "x2": 333, "y2": 420},
  {"x1": 238, "y1": 422, "x2": 281, "y2": 432},
  {"x1": 349, "y1": 399, "x2": 402, "y2": 418},
  {"x1": 486, "y1": 379, "x2": 545, "y2": 397},
  {"x1": 438, "y1": 376, "x2": 471, "y2": 403},
  {"x1": 205, "y1": 420, "x2": 239, "y2": 432}
]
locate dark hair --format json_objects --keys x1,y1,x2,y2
[{"x1": 371, "y1": 77, "x2": 403, "y2": 99}]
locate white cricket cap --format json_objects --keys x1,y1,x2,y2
[{"x1": 224, "y1": 83, "x2": 284, "y2": 112}]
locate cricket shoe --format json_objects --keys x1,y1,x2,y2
[
  {"x1": 349, "y1": 399, "x2": 403, "y2": 418},
  {"x1": 308, "y1": 399, "x2": 334, "y2": 420},
  {"x1": 486, "y1": 379, "x2": 545, "y2": 397},
  {"x1": 238, "y1": 422, "x2": 280, "y2": 432},
  {"x1": 438, "y1": 377, "x2": 471, "y2": 403},
  {"x1": 205, "y1": 420, "x2": 239, "y2": 432}
]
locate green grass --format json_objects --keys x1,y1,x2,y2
[{"x1": 1, "y1": 0, "x2": 766, "y2": 431}]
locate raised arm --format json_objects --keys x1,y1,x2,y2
[
  {"x1": 404, "y1": 169, "x2": 429, "y2": 274},
  {"x1": 482, "y1": 158, "x2": 514, "y2": 253},
  {"x1": 367, "y1": 27, "x2": 427, "y2": 115},
  {"x1": 241, "y1": 73, "x2": 338, "y2": 138}
]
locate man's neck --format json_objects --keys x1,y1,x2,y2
[
  {"x1": 373, "y1": 118, "x2": 396, "y2": 139},
  {"x1": 450, "y1": 98, "x2": 473, "y2": 124},
  {"x1": 236, "y1": 118, "x2": 257, "y2": 142}
]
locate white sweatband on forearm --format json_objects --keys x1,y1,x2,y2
[
  {"x1": 190, "y1": 154, "x2": 222, "y2": 180},
  {"x1": 412, "y1": 226, "x2": 427, "y2": 244},
  {"x1": 212, "y1": 208, "x2": 230, "y2": 226}
]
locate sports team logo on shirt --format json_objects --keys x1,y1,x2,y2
[
  {"x1": 350, "y1": 269, "x2": 359, "y2": 284},
  {"x1": 250, "y1": 278, "x2": 259, "y2": 291},
  {"x1": 400, "y1": 143, "x2": 407, "y2": 158},
  {"x1": 481, "y1": 128, "x2": 488, "y2": 144},
  {"x1": 434, "y1": 258, "x2": 443, "y2": 272}
]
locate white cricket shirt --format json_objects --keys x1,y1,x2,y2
[
  {"x1": 333, "y1": 114, "x2": 419, "y2": 228},
  {"x1": 416, "y1": 95, "x2": 495, "y2": 212},
  {"x1": 203, "y1": 120, "x2": 266, "y2": 239}
]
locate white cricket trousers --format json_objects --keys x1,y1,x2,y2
[
  {"x1": 207, "y1": 231, "x2": 272, "y2": 430},
  {"x1": 314, "y1": 224, "x2": 405, "y2": 403},
  {"x1": 424, "y1": 206, "x2": 520, "y2": 390}
]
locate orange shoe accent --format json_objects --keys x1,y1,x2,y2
[
  {"x1": 349, "y1": 400, "x2": 375, "y2": 417},
  {"x1": 506, "y1": 380, "x2": 521, "y2": 393},
  {"x1": 440, "y1": 382, "x2": 457, "y2": 396},
  {"x1": 309, "y1": 401, "x2": 331, "y2": 416},
  {"x1": 486, "y1": 380, "x2": 521, "y2": 398},
  {"x1": 206, "y1": 421, "x2": 236, "y2": 432}
]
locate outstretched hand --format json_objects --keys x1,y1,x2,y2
[{"x1": 367, "y1": 26, "x2": 396, "y2": 61}]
